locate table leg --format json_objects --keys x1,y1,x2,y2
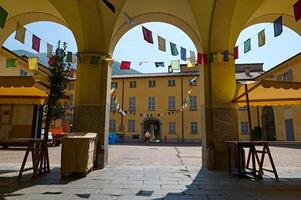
[
  {"x1": 227, "y1": 144, "x2": 231, "y2": 175},
  {"x1": 237, "y1": 144, "x2": 242, "y2": 177}
]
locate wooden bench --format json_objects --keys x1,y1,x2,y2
[{"x1": 0, "y1": 138, "x2": 49, "y2": 178}]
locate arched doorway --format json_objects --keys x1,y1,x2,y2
[
  {"x1": 262, "y1": 106, "x2": 276, "y2": 141},
  {"x1": 141, "y1": 117, "x2": 162, "y2": 142}
]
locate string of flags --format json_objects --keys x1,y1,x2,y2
[
  {"x1": 0, "y1": 6, "x2": 105, "y2": 70},
  {"x1": 110, "y1": 77, "x2": 197, "y2": 117},
  {"x1": 117, "y1": 0, "x2": 301, "y2": 71}
]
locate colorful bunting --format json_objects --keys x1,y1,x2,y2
[
  {"x1": 6, "y1": 58, "x2": 17, "y2": 68},
  {"x1": 190, "y1": 50, "x2": 196, "y2": 63},
  {"x1": 189, "y1": 77, "x2": 197, "y2": 86},
  {"x1": 244, "y1": 38, "x2": 251, "y2": 53},
  {"x1": 234, "y1": 46, "x2": 239, "y2": 59},
  {"x1": 28, "y1": 57, "x2": 39, "y2": 70},
  {"x1": 102, "y1": 0, "x2": 115, "y2": 13},
  {"x1": 0, "y1": 6, "x2": 8, "y2": 29},
  {"x1": 223, "y1": 50, "x2": 229, "y2": 62},
  {"x1": 273, "y1": 16, "x2": 283, "y2": 37},
  {"x1": 89, "y1": 56, "x2": 100, "y2": 65},
  {"x1": 155, "y1": 62, "x2": 165, "y2": 68},
  {"x1": 15, "y1": 23, "x2": 26, "y2": 44},
  {"x1": 170, "y1": 42, "x2": 178, "y2": 56},
  {"x1": 217, "y1": 52, "x2": 223, "y2": 63},
  {"x1": 294, "y1": 0, "x2": 301, "y2": 21},
  {"x1": 197, "y1": 53, "x2": 202, "y2": 64},
  {"x1": 258, "y1": 30, "x2": 265, "y2": 47},
  {"x1": 120, "y1": 61, "x2": 131, "y2": 70},
  {"x1": 32, "y1": 34, "x2": 41, "y2": 52},
  {"x1": 157, "y1": 36, "x2": 166, "y2": 51},
  {"x1": 142, "y1": 26, "x2": 153, "y2": 44},
  {"x1": 203, "y1": 53, "x2": 208, "y2": 64},
  {"x1": 209, "y1": 53, "x2": 214, "y2": 63},
  {"x1": 186, "y1": 59, "x2": 194, "y2": 68},
  {"x1": 171, "y1": 60, "x2": 180, "y2": 70},
  {"x1": 181, "y1": 47, "x2": 186, "y2": 61},
  {"x1": 47, "y1": 43, "x2": 53, "y2": 58}
]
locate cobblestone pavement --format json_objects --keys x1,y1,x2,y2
[{"x1": 0, "y1": 145, "x2": 301, "y2": 199}]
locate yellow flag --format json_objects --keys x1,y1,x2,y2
[
  {"x1": 258, "y1": 30, "x2": 265, "y2": 47},
  {"x1": 217, "y1": 52, "x2": 223, "y2": 63},
  {"x1": 28, "y1": 57, "x2": 38, "y2": 70},
  {"x1": 15, "y1": 23, "x2": 26, "y2": 44},
  {"x1": 186, "y1": 59, "x2": 194, "y2": 68}
]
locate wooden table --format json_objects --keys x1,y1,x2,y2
[
  {"x1": 0, "y1": 138, "x2": 49, "y2": 178},
  {"x1": 226, "y1": 141, "x2": 278, "y2": 179}
]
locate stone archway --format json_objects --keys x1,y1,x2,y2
[{"x1": 141, "y1": 117, "x2": 163, "y2": 142}]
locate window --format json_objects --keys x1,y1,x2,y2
[
  {"x1": 148, "y1": 96, "x2": 155, "y2": 110},
  {"x1": 276, "y1": 70, "x2": 293, "y2": 81},
  {"x1": 129, "y1": 81, "x2": 136, "y2": 88},
  {"x1": 110, "y1": 97, "x2": 117, "y2": 111},
  {"x1": 111, "y1": 82, "x2": 117, "y2": 89},
  {"x1": 129, "y1": 96, "x2": 136, "y2": 111},
  {"x1": 148, "y1": 80, "x2": 156, "y2": 87},
  {"x1": 168, "y1": 79, "x2": 176, "y2": 87},
  {"x1": 19, "y1": 69, "x2": 28, "y2": 76},
  {"x1": 169, "y1": 122, "x2": 176, "y2": 134},
  {"x1": 191, "y1": 122, "x2": 198, "y2": 134},
  {"x1": 189, "y1": 96, "x2": 197, "y2": 110},
  {"x1": 168, "y1": 96, "x2": 176, "y2": 111},
  {"x1": 109, "y1": 120, "x2": 116, "y2": 132},
  {"x1": 128, "y1": 120, "x2": 135, "y2": 132},
  {"x1": 240, "y1": 121, "x2": 249, "y2": 135}
]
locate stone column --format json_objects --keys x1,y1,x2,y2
[
  {"x1": 203, "y1": 59, "x2": 239, "y2": 170},
  {"x1": 72, "y1": 54, "x2": 111, "y2": 169}
]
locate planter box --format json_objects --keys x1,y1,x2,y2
[{"x1": 61, "y1": 132, "x2": 97, "y2": 177}]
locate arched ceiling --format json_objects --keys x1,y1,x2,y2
[{"x1": 0, "y1": 0, "x2": 300, "y2": 55}]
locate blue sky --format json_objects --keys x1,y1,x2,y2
[{"x1": 3, "y1": 21, "x2": 301, "y2": 73}]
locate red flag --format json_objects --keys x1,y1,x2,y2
[
  {"x1": 32, "y1": 34, "x2": 41, "y2": 52},
  {"x1": 294, "y1": 0, "x2": 301, "y2": 21},
  {"x1": 234, "y1": 46, "x2": 239, "y2": 59},
  {"x1": 203, "y1": 53, "x2": 208, "y2": 64},
  {"x1": 197, "y1": 52, "x2": 202, "y2": 64},
  {"x1": 120, "y1": 61, "x2": 131, "y2": 70},
  {"x1": 142, "y1": 26, "x2": 153, "y2": 44}
]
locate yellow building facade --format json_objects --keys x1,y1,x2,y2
[
  {"x1": 237, "y1": 53, "x2": 301, "y2": 141},
  {"x1": 0, "y1": 47, "x2": 49, "y2": 139},
  {"x1": 109, "y1": 66, "x2": 202, "y2": 143}
]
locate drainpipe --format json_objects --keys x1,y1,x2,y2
[{"x1": 181, "y1": 76, "x2": 184, "y2": 143}]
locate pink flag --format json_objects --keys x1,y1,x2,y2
[
  {"x1": 234, "y1": 46, "x2": 239, "y2": 59},
  {"x1": 32, "y1": 34, "x2": 41, "y2": 52},
  {"x1": 120, "y1": 61, "x2": 131, "y2": 70},
  {"x1": 197, "y1": 53, "x2": 202, "y2": 64},
  {"x1": 203, "y1": 53, "x2": 208, "y2": 64},
  {"x1": 142, "y1": 26, "x2": 153, "y2": 44}
]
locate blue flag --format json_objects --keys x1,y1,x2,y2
[
  {"x1": 170, "y1": 42, "x2": 179, "y2": 56},
  {"x1": 223, "y1": 50, "x2": 229, "y2": 62},
  {"x1": 155, "y1": 62, "x2": 165, "y2": 68},
  {"x1": 180, "y1": 47, "x2": 186, "y2": 61},
  {"x1": 274, "y1": 16, "x2": 283, "y2": 37}
]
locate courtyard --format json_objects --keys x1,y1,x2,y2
[{"x1": 0, "y1": 144, "x2": 301, "y2": 199}]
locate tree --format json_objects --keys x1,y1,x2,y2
[{"x1": 44, "y1": 41, "x2": 70, "y2": 140}]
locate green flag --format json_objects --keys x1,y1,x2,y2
[
  {"x1": 89, "y1": 56, "x2": 100, "y2": 65},
  {"x1": 6, "y1": 58, "x2": 17, "y2": 68},
  {"x1": 0, "y1": 6, "x2": 8, "y2": 29},
  {"x1": 171, "y1": 60, "x2": 180, "y2": 70},
  {"x1": 170, "y1": 42, "x2": 178, "y2": 56},
  {"x1": 209, "y1": 53, "x2": 214, "y2": 63}
]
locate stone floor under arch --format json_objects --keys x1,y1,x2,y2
[{"x1": 0, "y1": 144, "x2": 301, "y2": 199}]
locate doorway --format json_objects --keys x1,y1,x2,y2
[
  {"x1": 262, "y1": 106, "x2": 277, "y2": 141},
  {"x1": 141, "y1": 118, "x2": 162, "y2": 142}
]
